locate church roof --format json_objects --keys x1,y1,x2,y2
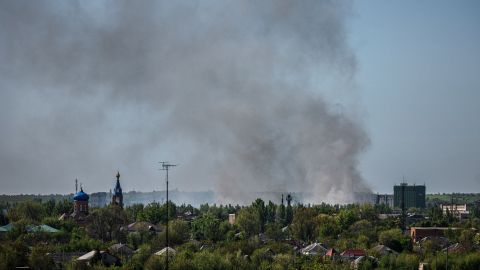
[{"x1": 73, "y1": 189, "x2": 89, "y2": 201}]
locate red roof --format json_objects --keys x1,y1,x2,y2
[
  {"x1": 340, "y1": 249, "x2": 365, "y2": 257},
  {"x1": 325, "y1": 248, "x2": 337, "y2": 257}
]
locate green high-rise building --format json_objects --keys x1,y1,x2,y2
[{"x1": 393, "y1": 183, "x2": 426, "y2": 209}]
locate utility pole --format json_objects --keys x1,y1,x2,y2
[
  {"x1": 401, "y1": 179, "x2": 406, "y2": 231},
  {"x1": 445, "y1": 245, "x2": 448, "y2": 270},
  {"x1": 450, "y1": 193, "x2": 455, "y2": 221},
  {"x1": 159, "y1": 161, "x2": 177, "y2": 270}
]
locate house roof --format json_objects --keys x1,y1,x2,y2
[
  {"x1": 340, "y1": 249, "x2": 366, "y2": 257},
  {"x1": 442, "y1": 243, "x2": 466, "y2": 253},
  {"x1": 155, "y1": 247, "x2": 176, "y2": 256},
  {"x1": 0, "y1": 223, "x2": 60, "y2": 233},
  {"x1": 109, "y1": 243, "x2": 134, "y2": 255},
  {"x1": 353, "y1": 256, "x2": 378, "y2": 266},
  {"x1": 353, "y1": 256, "x2": 366, "y2": 264},
  {"x1": 1, "y1": 223, "x2": 13, "y2": 231},
  {"x1": 124, "y1": 221, "x2": 160, "y2": 232},
  {"x1": 77, "y1": 250, "x2": 97, "y2": 261},
  {"x1": 301, "y1": 242, "x2": 328, "y2": 254},
  {"x1": 76, "y1": 250, "x2": 120, "y2": 264},
  {"x1": 27, "y1": 224, "x2": 60, "y2": 233},
  {"x1": 371, "y1": 245, "x2": 397, "y2": 256},
  {"x1": 48, "y1": 252, "x2": 85, "y2": 264},
  {"x1": 325, "y1": 248, "x2": 338, "y2": 257}
]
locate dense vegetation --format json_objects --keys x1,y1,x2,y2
[{"x1": 1, "y1": 197, "x2": 480, "y2": 269}]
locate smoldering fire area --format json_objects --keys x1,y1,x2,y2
[{"x1": 0, "y1": 0, "x2": 370, "y2": 204}]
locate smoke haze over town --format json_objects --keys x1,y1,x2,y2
[{"x1": 1, "y1": 1, "x2": 479, "y2": 202}]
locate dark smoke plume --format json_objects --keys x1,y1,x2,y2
[{"x1": 0, "y1": 0, "x2": 369, "y2": 204}]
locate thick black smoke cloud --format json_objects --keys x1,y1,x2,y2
[{"x1": 0, "y1": 0, "x2": 369, "y2": 203}]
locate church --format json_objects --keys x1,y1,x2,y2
[
  {"x1": 71, "y1": 186, "x2": 89, "y2": 223},
  {"x1": 60, "y1": 171, "x2": 125, "y2": 224},
  {"x1": 111, "y1": 171, "x2": 124, "y2": 208}
]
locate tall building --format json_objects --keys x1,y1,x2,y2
[
  {"x1": 376, "y1": 194, "x2": 394, "y2": 208},
  {"x1": 393, "y1": 183, "x2": 426, "y2": 209},
  {"x1": 112, "y1": 171, "x2": 124, "y2": 208}
]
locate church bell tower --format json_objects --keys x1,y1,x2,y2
[{"x1": 111, "y1": 171, "x2": 123, "y2": 208}]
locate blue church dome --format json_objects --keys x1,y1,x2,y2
[{"x1": 73, "y1": 189, "x2": 89, "y2": 201}]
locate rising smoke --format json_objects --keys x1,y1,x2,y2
[{"x1": 0, "y1": 0, "x2": 370, "y2": 204}]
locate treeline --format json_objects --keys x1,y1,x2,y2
[{"x1": 1, "y1": 198, "x2": 480, "y2": 269}]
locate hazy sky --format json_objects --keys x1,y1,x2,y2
[
  {"x1": 1, "y1": 1, "x2": 479, "y2": 197},
  {"x1": 352, "y1": 1, "x2": 480, "y2": 193}
]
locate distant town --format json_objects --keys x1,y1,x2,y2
[
  {"x1": 1, "y1": 172, "x2": 479, "y2": 269},
  {"x1": 2, "y1": 180, "x2": 479, "y2": 209}
]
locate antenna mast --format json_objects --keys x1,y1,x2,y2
[
  {"x1": 159, "y1": 161, "x2": 177, "y2": 270},
  {"x1": 401, "y1": 176, "x2": 406, "y2": 231}
]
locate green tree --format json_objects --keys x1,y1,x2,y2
[
  {"x1": 265, "y1": 222, "x2": 285, "y2": 241},
  {"x1": 379, "y1": 228, "x2": 410, "y2": 252},
  {"x1": 421, "y1": 238, "x2": 443, "y2": 254},
  {"x1": 43, "y1": 199, "x2": 56, "y2": 217},
  {"x1": 168, "y1": 219, "x2": 190, "y2": 245},
  {"x1": 266, "y1": 201, "x2": 277, "y2": 223},
  {"x1": 29, "y1": 246, "x2": 55, "y2": 270},
  {"x1": 7, "y1": 219, "x2": 29, "y2": 240},
  {"x1": 141, "y1": 201, "x2": 177, "y2": 224},
  {"x1": 285, "y1": 204, "x2": 293, "y2": 225},
  {"x1": 190, "y1": 251, "x2": 231, "y2": 269},
  {"x1": 457, "y1": 252, "x2": 480, "y2": 270},
  {"x1": 337, "y1": 208, "x2": 357, "y2": 230},
  {"x1": 316, "y1": 214, "x2": 339, "y2": 239},
  {"x1": 458, "y1": 229, "x2": 476, "y2": 252},
  {"x1": 191, "y1": 213, "x2": 221, "y2": 241},
  {"x1": 141, "y1": 202, "x2": 163, "y2": 224},
  {"x1": 41, "y1": 216, "x2": 76, "y2": 233},
  {"x1": 144, "y1": 254, "x2": 166, "y2": 270},
  {"x1": 276, "y1": 204, "x2": 286, "y2": 225},
  {"x1": 395, "y1": 253, "x2": 419, "y2": 270},
  {"x1": 130, "y1": 244, "x2": 153, "y2": 269},
  {"x1": 290, "y1": 207, "x2": 316, "y2": 242},
  {"x1": 87, "y1": 206, "x2": 127, "y2": 242},
  {"x1": 7, "y1": 201, "x2": 45, "y2": 222},
  {"x1": 252, "y1": 198, "x2": 267, "y2": 232},
  {"x1": 0, "y1": 209, "x2": 8, "y2": 225},
  {"x1": 126, "y1": 203, "x2": 145, "y2": 222},
  {"x1": 359, "y1": 204, "x2": 377, "y2": 221},
  {"x1": 357, "y1": 256, "x2": 377, "y2": 270},
  {"x1": 67, "y1": 227, "x2": 104, "y2": 252},
  {"x1": 0, "y1": 241, "x2": 29, "y2": 269},
  {"x1": 237, "y1": 207, "x2": 261, "y2": 238},
  {"x1": 54, "y1": 199, "x2": 74, "y2": 216}
]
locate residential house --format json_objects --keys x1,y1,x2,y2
[
  {"x1": 76, "y1": 250, "x2": 121, "y2": 268},
  {"x1": 301, "y1": 242, "x2": 328, "y2": 256},
  {"x1": 340, "y1": 249, "x2": 366, "y2": 261}
]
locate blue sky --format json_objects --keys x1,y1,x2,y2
[{"x1": 352, "y1": 1, "x2": 480, "y2": 193}]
